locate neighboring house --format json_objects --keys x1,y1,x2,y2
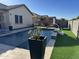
[
  {"x1": 40, "y1": 15, "x2": 49, "y2": 26},
  {"x1": 40, "y1": 16, "x2": 56, "y2": 26},
  {"x1": 0, "y1": 3, "x2": 33, "y2": 31},
  {"x1": 32, "y1": 13, "x2": 40, "y2": 26},
  {"x1": 49, "y1": 17, "x2": 56, "y2": 25},
  {"x1": 32, "y1": 13, "x2": 57, "y2": 26}
]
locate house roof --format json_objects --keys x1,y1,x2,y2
[
  {"x1": 40, "y1": 15, "x2": 49, "y2": 17},
  {"x1": 0, "y1": 3, "x2": 33, "y2": 15},
  {"x1": 32, "y1": 12, "x2": 41, "y2": 16},
  {"x1": 0, "y1": 3, "x2": 8, "y2": 10}
]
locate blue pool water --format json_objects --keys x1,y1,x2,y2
[
  {"x1": 0, "y1": 30, "x2": 29, "y2": 49},
  {"x1": 0, "y1": 29, "x2": 53, "y2": 49},
  {"x1": 40, "y1": 30, "x2": 52, "y2": 42}
]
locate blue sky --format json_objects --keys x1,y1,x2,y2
[{"x1": 0, "y1": 0, "x2": 79, "y2": 19}]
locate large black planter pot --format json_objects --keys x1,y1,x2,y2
[{"x1": 28, "y1": 36, "x2": 47, "y2": 59}]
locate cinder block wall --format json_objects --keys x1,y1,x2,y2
[{"x1": 68, "y1": 20, "x2": 79, "y2": 37}]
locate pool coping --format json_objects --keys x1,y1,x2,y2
[
  {"x1": 0, "y1": 27, "x2": 33, "y2": 37},
  {"x1": 44, "y1": 39, "x2": 56, "y2": 59}
]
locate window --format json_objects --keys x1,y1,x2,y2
[
  {"x1": 0, "y1": 16, "x2": 2, "y2": 21},
  {"x1": 15, "y1": 15, "x2": 18, "y2": 24},
  {"x1": 20, "y1": 16, "x2": 23, "y2": 23},
  {"x1": 0, "y1": 24, "x2": 1, "y2": 29},
  {"x1": 15, "y1": 15, "x2": 23, "y2": 24}
]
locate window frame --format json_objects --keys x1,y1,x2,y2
[
  {"x1": 20, "y1": 16, "x2": 23, "y2": 23},
  {"x1": 15, "y1": 15, "x2": 23, "y2": 24}
]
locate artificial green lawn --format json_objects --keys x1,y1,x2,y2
[{"x1": 50, "y1": 29, "x2": 79, "y2": 59}]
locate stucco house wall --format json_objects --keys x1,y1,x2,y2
[
  {"x1": 8, "y1": 6, "x2": 33, "y2": 29},
  {"x1": 3, "y1": 11, "x2": 10, "y2": 30},
  {"x1": 32, "y1": 16, "x2": 40, "y2": 25},
  {"x1": 0, "y1": 10, "x2": 10, "y2": 31},
  {"x1": 0, "y1": 3, "x2": 33, "y2": 31}
]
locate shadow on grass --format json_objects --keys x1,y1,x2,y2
[
  {"x1": 62, "y1": 28, "x2": 70, "y2": 30},
  {"x1": 55, "y1": 33, "x2": 79, "y2": 47}
]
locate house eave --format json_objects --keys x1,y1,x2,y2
[{"x1": 7, "y1": 4, "x2": 33, "y2": 16}]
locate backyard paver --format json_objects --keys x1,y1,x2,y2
[
  {"x1": 0, "y1": 39, "x2": 56, "y2": 59},
  {"x1": 0, "y1": 44, "x2": 30, "y2": 59}
]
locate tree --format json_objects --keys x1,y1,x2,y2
[
  {"x1": 76, "y1": 16, "x2": 79, "y2": 19},
  {"x1": 59, "y1": 18, "x2": 68, "y2": 28},
  {"x1": 60, "y1": 18, "x2": 66, "y2": 21},
  {"x1": 71, "y1": 18, "x2": 76, "y2": 20}
]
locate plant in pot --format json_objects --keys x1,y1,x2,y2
[{"x1": 28, "y1": 26, "x2": 47, "y2": 59}]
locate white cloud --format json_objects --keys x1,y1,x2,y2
[{"x1": 0, "y1": 0, "x2": 26, "y2": 5}]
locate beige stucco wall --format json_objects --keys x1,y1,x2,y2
[
  {"x1": 3, "y1": 11, "x2": 10, "y2": 30},
  {"x1": 8, "y1": 6, "x2": 33, "y2": 29},
  {"x1": 32, "y1": 16, "x2": 40, "y2": 25},
  {"x1": 0, "y1": 10, "x2": 10, "y2": 31},
  {"x1": 68, "y1": 20, "x2": 79, "y2": 37}
]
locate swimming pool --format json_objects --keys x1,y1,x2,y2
[
  {"x1": 0, "y1": 29, "x2": 54, "y2": 50},
  {"x1": 19, "y1": 29, "x2": 53, "y2": 49}
]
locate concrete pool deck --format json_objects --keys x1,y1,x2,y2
[
  {"x1": 0, "y1": 27, "x2": 57, "y2": 59},
  {"x1": 0, "y1": 39, "x2": 56, "y2": 59},
  {"x1": 0, "y1": 44, "x2": 30, "y2": 59}
]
